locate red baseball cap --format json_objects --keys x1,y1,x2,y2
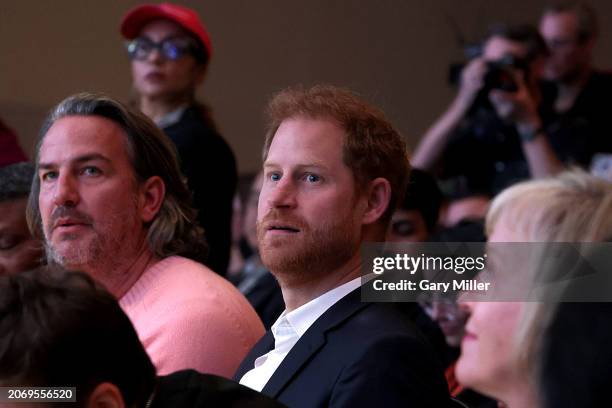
[{"x1": 120, "y1": 3, "x2": 213, "y2": 59}]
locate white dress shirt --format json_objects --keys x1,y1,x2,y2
[{"x1": 239, "y1": 277, "x2": 361, "y2": 392}]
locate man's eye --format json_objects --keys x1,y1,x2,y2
[
  {"x1": 82, "y1": 167, "x2": 101, "y2": 176},
  {"x1": 269, "y1": 173, "x2": 281, "y2": 182},
  {"x1": 305, "y1": 174, "x2": 320, "y2": 183},
  {"x1": 40, "y1": 171, "x2": 58, "y2": 182}
]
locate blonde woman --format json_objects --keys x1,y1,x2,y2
[{"x1": 456, "y1": 170, "x2": 612, "y2": 408}]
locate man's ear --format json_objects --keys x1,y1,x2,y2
[
  {"x1": 139, "y1": 176, "x2": 166, "y2": 223},
  {"x1": 361, "y1": 177, "x2": 392, "y2": 225},
  {"x1": 86, "y1": 383, "x2": 125, "y2": 408}
]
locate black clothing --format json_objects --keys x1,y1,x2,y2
[
  {"x1": 430, "y1": 219, "x2": 487, "y2": 243},
  {"x1": 540, "y1": 70, "x2": 612, "y2": 166},
  {"x1": 439, "y1": 101, "x2": 529, "y2": 200},
  {"x1": 151, "y1": 369, "x2": 286, "y2": 407},
  {"x1": 163, "y1": 105, "x2": 237, "y2": 275},
  {"x1": 234, "y1": 288, "x2": 450, "y2": 408},
  {"x1": 236, "y1": 263, "x2": 447, "y2": 359},
  {"x1": 396, "y1": 301, "x2": 454, "y2": 368},
  {"x1": 455, "y1": 389, "x2": 499, "y2": 408},
  {"x1": 439, "y1": 71, "x2": 612, "y2": 199}
]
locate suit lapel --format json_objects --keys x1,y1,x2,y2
[
  {"x1": 233, "y1": 332, "x2": 275, "y2": 381},
  {"x1": 262, "y1": 288, "x2": 370, "y2": 398}
]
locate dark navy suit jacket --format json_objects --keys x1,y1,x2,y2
[{"x1": 234, "y1": 288, "x2": 450, "y2": 408}]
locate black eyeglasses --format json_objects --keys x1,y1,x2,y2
[{"x1": 126, "y1": 37, "x2": 197, "y2": 61}]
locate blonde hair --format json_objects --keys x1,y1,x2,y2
[
  {"x1": 485, "y1": 170, "x2": 612, "y2": 392},
  {"x1": 486, "y1": 169, "x2": 612, "y2": 242}
]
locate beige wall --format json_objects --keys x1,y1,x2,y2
[{"x1": 2, "y1": 0, "x2": 611, "y2": 174}]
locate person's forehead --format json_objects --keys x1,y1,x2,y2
[
  {"x1": 139, "y1": 18, "x2": 191, "y2": 39},
  {"x1": 267, "y1": 117, "x2": 346, "y2": 164},
  {"x1": 540, "y1": 11, "x2": 579, "y2": 37},
  {"x1": 39, "y1": 116, "x2": 131, "y2": 165}
]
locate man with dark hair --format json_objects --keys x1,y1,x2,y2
[
  {"x1": 387, "y1": 169, "x2": 444, "y2": 243},
  {"x1": 0, "y1": 162, "x2": 43, "y2": 274},
  {"x1": 235, "y1": 85, "x2": 449, "y2": 407},
  {"x1": 27, "y1": 93, "x2": 263, "y2": 377},
  {"x1": 413, "y1": 24, "x2": 562, "y2": 225},
  {"x1": 539, "y1": 1, "x2": 612, "y2": 168},
  {"x1": 0, "y1": 267, "x2": 285, "y2": 408},
  {"x1": 0, "y1": 267, "x2": 156, "y2": 407}
]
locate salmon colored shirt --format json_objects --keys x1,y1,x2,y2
[{"x1": 119, "y1": 256, "x2": 265, "y2": 377}]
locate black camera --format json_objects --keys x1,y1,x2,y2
[{"x1": 482, "y1": 54, "x2": 529, "y2": 92}]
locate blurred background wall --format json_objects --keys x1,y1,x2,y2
[{"x1": 2, "y1": 0, "x2": 611, "y2": 174}]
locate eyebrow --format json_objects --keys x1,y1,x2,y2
[
  {"x1": 38, "y1": 153, "x2": 113, "y2": 170},
  {"x1": 263, "y1": 161, "x2": 330, "y2": 171}
]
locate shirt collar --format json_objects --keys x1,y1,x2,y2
[
  {"x1": 272, "y1": 277, "x2": 361, "y2": 338},
  {"x1": 155, "y1": 104, "x2": 189, "y2": 128}
]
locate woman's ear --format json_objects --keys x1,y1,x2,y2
[
  {"x1": 86, "y1": 382, "x2": 125, "y2": 408},
  {"x1": 139, "y1": 176, "x2": 166, "y2": 223},
  {"x1": 361, "y1": 177, "x2": 392, "y2": 225}
]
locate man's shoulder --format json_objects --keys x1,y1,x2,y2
[
  {"x1": 590, "y1": 69, "x2": 612, "y2": 84},
  {"x1": 151, "y1": 255, "x2": 215, "y2": 277},
  {"x1": 144, "y1": 256, "x2": 246, "y2": 302},
  {"x1": 313, "y1": 290, "x2": 425, "y2": 348},
  {"x1": 296, "y1": 292, "x2": 441, "y2": 378},
  {"x1": 269, "y1": 295, "x2": 448, "y2": 407},
  {"x1": 138, "y1": 256, "x2": 263, "y2": 330},
  {"x1": 580, "y1": 70, "x2": 612, "y2": 101}
]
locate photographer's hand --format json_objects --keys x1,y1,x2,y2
[
  {"x1": 489, "y1": 70, "x2": 563, "y2": 178},
  {"x1": 488, "y1": 69, "x2": 539, "y2": 125},
  {"x1": 412, "y1": 58, "x2": 487, "y2": 170},
  {"x1": 456, "y1": 58, "x2": 487, "y2": 109}
]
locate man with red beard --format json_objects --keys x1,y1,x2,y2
[
  {"x1": 235, "y1": 85, "x2": 449, "y2": 407},
  {"x1": 27, "y1": 93, "x2": 264, "y2": 378}
]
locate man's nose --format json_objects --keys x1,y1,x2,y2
[
  {"x1": 267, "y1": 178, "x2": 297, "y2": 209},
  {"x1": 53, "y1": 173, "x2": 80, "y2": 207}
]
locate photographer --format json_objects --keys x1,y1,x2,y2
[
  {"x1": 413, "y1": 24, "x2": 562, "y2": 224},
  {"x1": 539, "y1": 2, "x2": 612, "y2": 170}
]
